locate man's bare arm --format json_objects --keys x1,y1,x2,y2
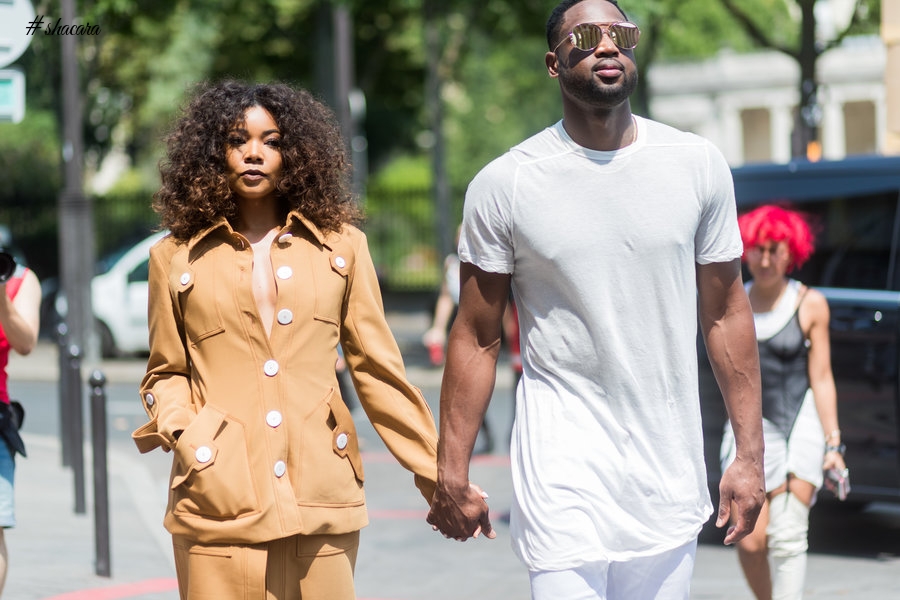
[
  {"x1": 697, "y1": 259, "x2": 765, "y2": 545},
  {"x1": 426, "y1": 263, "x2": 510, "y2": 541}
]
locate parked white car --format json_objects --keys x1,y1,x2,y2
[{"x1": 90, "y1": 230, "x2": 167, "y2": 357}]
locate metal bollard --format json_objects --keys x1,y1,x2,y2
[
  {"x1": 66, "y1": 343, "x2": 86, "y2": 515},
  {"x1": 56, "y1": 322, "x2": 71, "y2": 467},
  {"x1": 89, "y1": 370, "x2": 111, "y2": 577}
]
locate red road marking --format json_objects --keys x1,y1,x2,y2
[
  {"x1": 43, "y1": 580, "x2": 398, "y2": 600},
  {"x1": 362, "y1": 451, "x2": 510, "y2": 467},
  {"x1": 44, "y1": 578, "x2": 179, "y2": 600},
  {"x1": 368, "y1": 508, "x2": 506, "y2": 522}
]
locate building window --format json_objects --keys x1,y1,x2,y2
[
  {"x1": 741, "y1": 108, "x2": 772, "y2": 164},
  {"x1": 844, "y1": 101, "x2": 877, "y2": 155}
]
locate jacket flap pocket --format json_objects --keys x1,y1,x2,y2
[
  {"x1": 328, "y1": 391, "x2": 364, "y2": 481},
  {"x1": 170, "y1": 442, "x2": 219, "y2": 489},
  {"x1": 169, "y1": 406, "x2": 226, "y2": 488},
  {"x1": 173, "y1": 265, "x2": 225, "y2": 344}
]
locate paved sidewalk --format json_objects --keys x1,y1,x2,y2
[
  {"x1": 5, "y1": 309, "x2": 897, "y2": 599},
  {"x1": 5, "y1": 433, "x2": 178, "y2": 599},
  {"x1": 0, "y1": 308, "x2": 485, "y2": 600}
]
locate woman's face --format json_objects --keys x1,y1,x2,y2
[
  {"x1": 745, "y1": 239, "x2": 791, "y2": 283},
  {"x1": 225, "y1": 105, "x2": 283, "y2": 202}
]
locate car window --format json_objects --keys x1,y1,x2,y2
[
  {"x1": 127, "y1": 258, "x2": 150, "y2": 284},
  {"x1": 782, "y1": 191, "x2": 898, "y2": 291}
]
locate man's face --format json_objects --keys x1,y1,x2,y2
[{"x1": 548, "y1": 0, "x2": 639, "y2": 110}]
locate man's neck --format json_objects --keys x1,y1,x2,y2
[{"x1": 561, "y1": 103, "x2": 635, "y2": 151}]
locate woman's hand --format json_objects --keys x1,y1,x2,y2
[{"x1": 823, "y1": 448, "x2": 846, "y2": 471}]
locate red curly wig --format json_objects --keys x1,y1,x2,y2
[{"x1": 738, "y1": 204, "x2": 816, "y2": 273}]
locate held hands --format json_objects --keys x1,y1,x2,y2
[
  {"x1": 427, "y1": 481, "x2": 496, "y2": 542},
  {"x1": 716, "y1": 457, "x2": 765, "y2": 546}
]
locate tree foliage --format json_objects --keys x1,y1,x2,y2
[
  {"x1": 8, "y1": 0, "x2": 884, "y2": 220},
  {"x1": 1, "y1": 0, "x2": 881, "y2": 286}
]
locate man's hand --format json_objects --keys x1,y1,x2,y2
[
  {"x1": 717, "y1": 456, "x2": 765, "y2": 545},
  {"x1": 427, "y1": 481, "x2": 496, "y2": 542}
]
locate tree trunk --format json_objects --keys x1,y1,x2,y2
[
  {"x1": 425, "y1": 0, "x2": 453, "y2": 261},
  {"x1": 793, "y1": 0, "x2": 820, "y2": 158}
]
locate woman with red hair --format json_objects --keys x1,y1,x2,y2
[{"x1": 720, "y1": 204, "x2": 846, "y2": 600}]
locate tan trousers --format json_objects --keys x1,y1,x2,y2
[{"x1": 173, "y1": 531, "x2": 359, "y2": 600}]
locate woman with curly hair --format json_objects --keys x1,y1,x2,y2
[
  {"x1": 720, "y1": 204, "x2": 846, "y2": 600},
  {"x1": 132, "y1": 81, "x2": 440, "y2": 599}
]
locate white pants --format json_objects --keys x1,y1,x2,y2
[{"x1": 529, "y1": 539, "x2": 697, "y2": 600}]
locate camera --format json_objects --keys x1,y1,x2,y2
[{"x1": 0, "y1": 250, "x2": 16, "y2": 283}]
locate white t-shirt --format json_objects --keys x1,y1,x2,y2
[{"x1": 459, "y1": 116, "x2": 742, "y2": 569}]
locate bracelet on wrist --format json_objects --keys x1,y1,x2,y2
[
  {"x1": 825, "y1": 443, "x2": 846, "y2": 456},
  {"x1": 825, "y1": 429, "x2": 841, "y2": 442}
]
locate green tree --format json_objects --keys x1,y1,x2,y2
[{"x1": 0, "y1": 111, "x2": 62, "y2": 278}]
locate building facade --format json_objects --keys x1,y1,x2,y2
[{"x1": 648, "y1": 35, "x2": 886, "y2": 166}]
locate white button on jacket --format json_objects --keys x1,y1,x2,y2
[
  {"x1": 195, "y1": 446, "x2": 213, "y2": 464},
  {"x1": 266, "y1": 411, "x2": 283, "y2": 428}
]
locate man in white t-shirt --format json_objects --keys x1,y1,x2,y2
[{"x1": 426, "y1": 0, "x2": 765, "y2": 598}]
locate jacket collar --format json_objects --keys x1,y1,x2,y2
[
  {"x1": 287, "y1": 210, "x2": 331, "y2": 248},
  {"x1": 185, "y1": 210, "x2": 331, "y2": 253}
]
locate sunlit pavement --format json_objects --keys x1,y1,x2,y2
[{"x1": 5, "y1": 309, "x2": 900, "y2": 599}]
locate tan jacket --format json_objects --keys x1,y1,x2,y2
[{"x1": 132, "y1": 212, "x2": 438, "y2": 544}]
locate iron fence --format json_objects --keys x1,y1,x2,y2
[{"x1": 2, "y1": 186, "x2": 464, "y2": 292}]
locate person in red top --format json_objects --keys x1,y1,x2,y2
[{"x1": 0, "y1": 245, "x2": 41, "y2": 595}]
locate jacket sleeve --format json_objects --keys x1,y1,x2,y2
[
  {"x1": 132, "y1": 241, "x2": 196, "y2": 453},
  {"x1": 339, "y1": 230, "x2": 438, "y2": 503}
]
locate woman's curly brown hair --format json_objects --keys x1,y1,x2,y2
[{"x1": 154, "y1": 80, "x2": 360, "y2": 241}]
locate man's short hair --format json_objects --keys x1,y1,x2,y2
[{"x1": 546, "y1": 0, "x2": 629, "y2": 50}]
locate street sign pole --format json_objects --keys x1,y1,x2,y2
[{"x1": 57, "y1": 0, "x2": 97, "y2": 363}]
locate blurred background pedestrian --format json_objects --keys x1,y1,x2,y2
[
  {"x1": 0, "y1": 228, "x2": 41, "y2": 596},
  {"x1": 720, "y1": 204, "x2": 846, "y2": 600},
  {"x1": 423, "y1": 225, "x2": 494, "y2": 454}
]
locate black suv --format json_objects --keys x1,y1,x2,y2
[{"x1": 700, "y1": 154, "x2": 900, "y2": 505}]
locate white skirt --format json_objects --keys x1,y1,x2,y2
[{"x1": 720, "y1": 389, "x2": 825, "y2": 494}]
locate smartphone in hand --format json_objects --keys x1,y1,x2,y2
[{"x1": 824, "y1": 467, "x2": 850, "y2": 501}]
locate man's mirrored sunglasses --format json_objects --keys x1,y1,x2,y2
[{"x1": 554, "y1": 22, "x2": 641, "y2": 52}]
